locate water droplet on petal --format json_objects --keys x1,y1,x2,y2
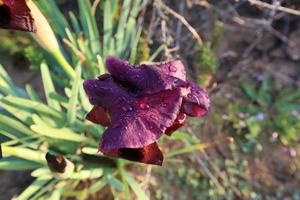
[
  {"x1": 187, "y1": 93, "x2": 194, "y2": 99},
  {"x1": 161, "y1": 102, "x2": 167, "y2": 107},
  {"x1": 100, "y1": 87, "x2": 112, "y2": 92},
  {"x1": 196, "y1": 90, "x2": 202, "y2": 95},
  {"x1": 139, "y1": 102, "x2": 150, "y2": 109},
  {"x1": 168, "y1": 65, "x2": 177, "y2": 72},
  {"x1": 173, "y1": 79, "x2": 179, "y2": 85},
  {"x1": 150, "y1": 115, "x2": 157, "y2": 120}
]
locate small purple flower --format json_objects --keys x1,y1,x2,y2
[
  {"x1": 255, "y1": 113, "x2": 265, "y2": 121},
  {"x1": 0, "y1": 0, "x2": 36, "y2": 32},
  {"x1": 84, "y1": 56, "x2": 210, "y2": 165}
]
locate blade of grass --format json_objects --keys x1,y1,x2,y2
[
  {"x1": 67, "y1": 65, "x2": 82, "y2": 123},
  {"x1": 30, "y1": 124, "x2": 88, "y2": 142},
  {"x1": 16, "y1": 176, "x2": 53, "y2": 200},
  {"x1": 25, "y1": 84, "x2": 41, "y2": 101},
  {"x1": 41, "y1": 63, "x2": 61, "y2": 111},
  {"x1": 115, "y1": 0, "x2": 131, "y2": 55},
  {"x1": 0, "y1": 115, "x2": 36, "y2": 136},
  {"x1": 0, "y1": 157, "x2": 42, "y2": 170},
  {"x1": 103, "y1": 0, "x2": 113, "y2": 58},
  {"x1": 0, "y1": 100, "x2": 32, "y2": 123},
  {"x1": 2, "y1": 145, "x2": 46, "y2": 164},
  {"x1": 124, "y1": 172, "x2": 149, "y2": 200},
  {"x1": 4, "y1": 96, "x2": 64, "y2": 119}
]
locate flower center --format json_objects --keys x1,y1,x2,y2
[{"x1": 0, "y1": 4, "x2": 11, "y2": 26}]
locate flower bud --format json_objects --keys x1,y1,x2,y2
[
  {"x1": 26, "y1": 1, "x2": 75, "y2": 78},
  {"x1": 27, "y1": 0, "x2": 60, "y2": 53},
  {"x1": 45, "y1": 152, "x2": 74, "y2": 178}
]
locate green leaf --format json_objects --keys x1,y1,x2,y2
[
  {"x1": 124, "y1": 172, "x2": 149, "y2": 200},
  {"x1": 69, "y1": 11, "x2": 81, "y2": 35},
  {"x1": 4, "y1": 96, "x2": 63, "y2": 119},
  {"x1": 78, "y1": 0, "x2": 100, "y2": 55},
  {"x1": 79, "y1": 85, "x2": 92, "y2": 112},
  {"x1": 103, "y1": 0, "x2": 113, "y2": 58},
  {"x1": 67, "y1": 65, "x2": 82, "y2": 123},
  {"x1": 48, "y1": 188, "x2": 63, "y2": 200},
  {"x1": 166, "y1": 142, "x2": 214, "y2": 158},
  {"x1": 0, "y1": 115, "x2": 36, "y2": 136},
  {"x1": 129, "y1": 27, "x2": 142, "y2": 64},
  {"x1": 41, "y1": 63, "x2": 61, "y2": 111},
  {"x1": 31, "y1": 168, "x2": 51, "y2": 177},
  {"x1": 0, "y1": 100, "x2": 32, "y2": 123},
  {"x1": 88, "y1": 178, "x2": 108, "y2": 194},
  {"x1": 30, "y1": 124, "x2": 87, "y2": 142},
  {"x1": 171, "y1": 131, "x2": 200, "y2": 144},
  {"x1": 149, "y1": 45, "x2": 164, "y2": 62},
  {"x1": 115, "y1": 0, "x2": 131, "y2": 55},
  {"x1": 241, "y1": 84, "x2": 257, "y2": 101},
  {"x1": 81, "y1": 147, "x2": 98, "y2": 155},
  {"x1": 16, "y1": 176, "x2": 52, "y2": 200},
  {"x1": 69, "y1": 169, "x2": 103, "y2": 180},
  {"x1": 25, "y1": 84, "x2": 41, "y2": 101},
  {"x1": 2, "y1": 145, "x2": 46, "y2": 164},
  {"x1": 0, "y1": 158, "x2": 42, "y2": 170},
  {"x1": 106, "y1": 174, "x2": 124, "y2": 190}
]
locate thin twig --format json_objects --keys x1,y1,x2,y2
[
  {"x1": 159, "y1": 1, "x2": 204, "y2": 47},
  {"x1": 246, "y1": 0, "x2": 300, "y2": 16},
  {"x1": 63, "y1": 39, "x2": 86, "y2": 62},
  {"x1": 92, "y1": 0, "x2": 101, "y2": 16}
]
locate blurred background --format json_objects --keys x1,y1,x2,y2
[{"x1": 0, "y1": 0, "x2": 300, "y2": 199}]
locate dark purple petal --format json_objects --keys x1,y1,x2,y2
[
  {"x1": 106, "y1": 56, "x2": 186, "y2": 95},
  {"x1": 86, "y1": 106, "x2": 110, "y2": 127},
  {"x1": 0, "y1": 0, "x2": 36, "y2": 32},
  {"x1": 99, "y1": 88, "x2": 182, "y2": 150},
  {"x1": 182, "y1": 82, "x2": 210, "y2": 117},
  {"x1": 155, "y1": 60, "x2": 186, "y2": 81},
  {"x1": 102, "y1": 142, "x2": 163, "y2": 165}
]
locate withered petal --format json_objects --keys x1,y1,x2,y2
[
  {"x1": 0, "y1": 0, "x2": 36, "y2": 32},
  {"x1": 86, "y1": 106, "x2": 111, "y2": 127}
]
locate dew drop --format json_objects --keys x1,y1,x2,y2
[
  {"x1": 168, "y1": 65, "x2": 177, "y2": 72},
  {"x1": 122, "y1": 106, "x2": 133, "y2": 112},
  {"x1": 100, "y1": 87, "x2": 112, "y2": 92},
  {"x1": 196, "y1": 90, "x2": 202, "y2": 95},
  {"x1": 139, "y1": 102, "x2": 150, "y2": 109},
  {"x1": 161, "y1": 102, "x2": 167, "y2": 107},
  {"x1": 150, "y1": 115, "x2": 157, "y2": 120},
  {"x1": 187, "y1": 93, "x2": 194, "y2": 99},
  {"x1": 134, "y1": 74, "x2": 140, "y2": 79}
]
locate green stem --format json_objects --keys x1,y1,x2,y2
[
  {"x1": 117, "y1": 160, "x2": 130, "y2": 200},
  {"x1": 53, "y1": 51, "x2": 76, "y2": 79}
]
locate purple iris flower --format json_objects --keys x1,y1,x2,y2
[
  {"x1": 0, "y1": 0, "x2": 36, "y2": 32},
  {"x1": 84, "y1": 56, "x2": 210, "y2": 165}
]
